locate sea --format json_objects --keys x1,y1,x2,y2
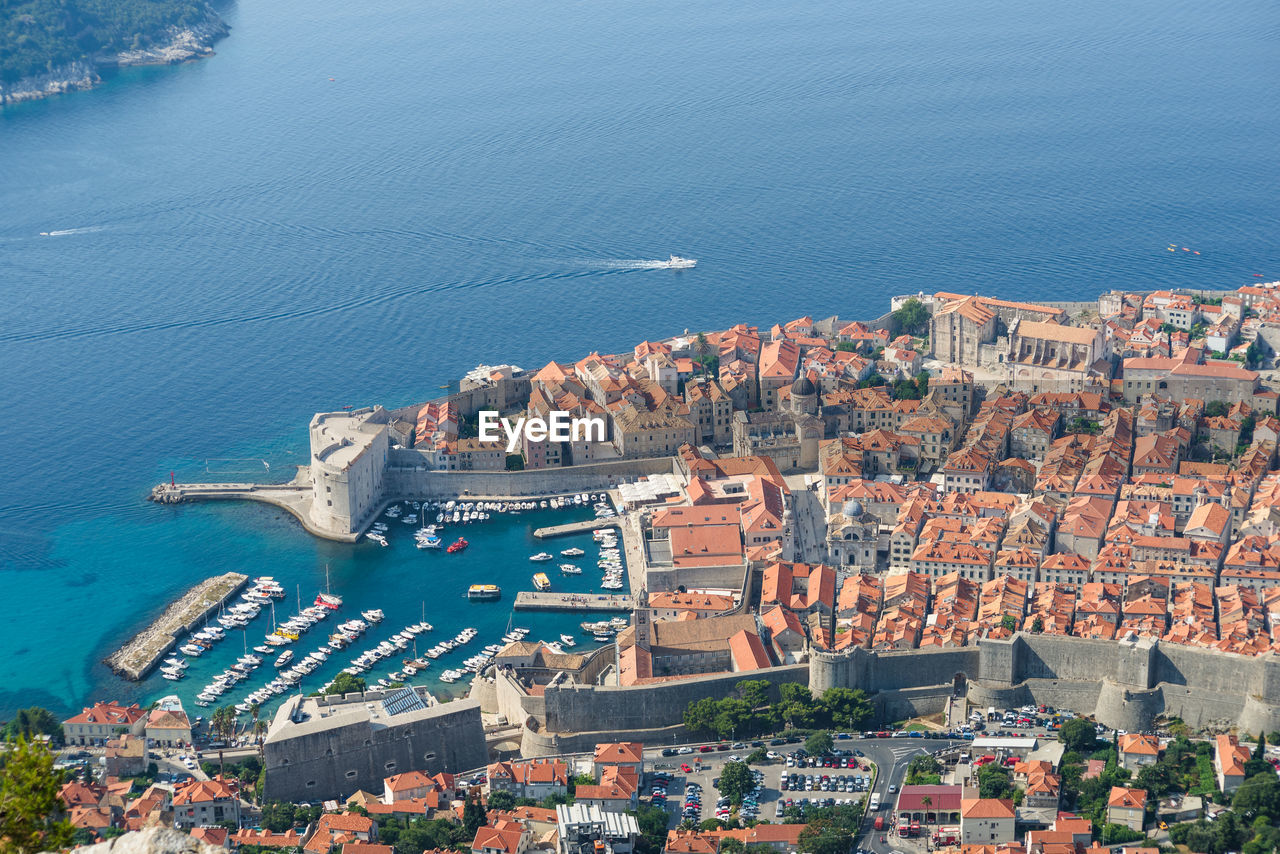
[{"x1": 0, "y1": 0, "x2": 1277, "y2": 720}]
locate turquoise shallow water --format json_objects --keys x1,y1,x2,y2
[{"x1": 0, "y1": 0, "x2": 1277, "y2": 716}]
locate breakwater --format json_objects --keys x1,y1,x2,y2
[
  {"x1": 533, "y1": 518, "x2": 619, "y2": 539},
  {"x1": 105, "y1": 572, "x2": 248, "y2": 681},
  {"x1": 513, "y1": 592, "x2": 633, "y2": 612}
]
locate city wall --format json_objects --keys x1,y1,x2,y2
[
  {"x1": 804, "y1": 634, "x2": 1280, "y2": 736},
  {"x1": 384, "y1": 452, "x2": 678, "y2": 500},
  {"x1": 536, "y1": 664, "x2": 810, "y2": 735}
]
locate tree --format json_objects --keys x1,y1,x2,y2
[
  {"x1": 718, "y1": 838, "x2": 745, "y2": 854},
  {"x1": 1232, "y1": 774, "x2": 1280, "y2": 822},
  {"x1": 630, "y1": 803, "x2": 672, "y2": 854},
  {"x1": 1059, "y1": 718, "x2": 1098, "y2": 753},
  {"x1": 977, "y1": 764, "x2": 1013, "y2": 800},
  {"x1": 892, "y1": 298, "x2": 929, "y2": 335},
  {"x1": 211, "y1": 705, "x2": 237, "y2": 741},
  {"x1": 315, "y1": 671, "x2": 367, "y2": 696},
  {"x1": 736, "y1": 679, "x2": 770, "y2": 710},
  {"x1": 1030, "y1": 616, "x2": 1044, "y2": 633},
  {"x1": 1205, "y1": 401, "x2": 1229, "y2": 418},
  {"x1": 805, "y1": 731, "x2": 834, "y2": 756},
  {"x1": 462, "y1": 791, "x2": 487, "y2": 838},
  {"x1": 920, "y1": 795, "x2": 933, "y2": 821},
  {"x1": 905, "y1": 754, "x2": 943, "y2": 786},
  {"x1": 487, "y1": 790, "x2": 516, "y2": 812},
  {"x1": 915, "y1": 371, "x2": 930, "y2": 398},
  {"x1": 746, "y1": 748, "x2": 768, "y2": 765},
  {"x1": 835, "y1": 342, "x2": 857, "y2": 352},
  {"x1": 820, "y1": 687, "x2": 872, "y2": 731},
  {"x1": 2, "y1": 708, "x2": 62, "y2": 742},
  {"x1": 0, "y1": 736, "x2": 74, "y2": 854},
  {"x1": 1000, "y1": 615, "x2": 1017, "y2": 632},
  {"x1": 684, "y1": 697, "x2": 720, "y2": 737},
  {"x1": 717, "y1": 761, "x2": 753, "y2": 806},
  {"x1": 261, "y1": 801, "x2": 298, "y2": 833}
]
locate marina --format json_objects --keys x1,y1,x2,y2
[
  {"x1": 105, "y1": 572, "x2": 249, "y2": 681},
  {"x1": 109, "y1": 497, "x2": 632, "y2": 716},
  {"x1": 513, "y1": 592, "x2": 634, "y2": 612}
]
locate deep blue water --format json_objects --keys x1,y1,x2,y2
[{"x1": 0, "y1": 0, "x2": 1277, "y2": 718}]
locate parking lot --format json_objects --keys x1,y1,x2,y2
[{"x1": 647, "y1": 736, "x2": 878, "y2": 828}]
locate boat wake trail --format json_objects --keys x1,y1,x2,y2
[
  {"x1": 38, "y1": 226, "x2": 109, "y2": 237},
  {"x1": 591, "y1": 258, "x2": 693, "y2": 270}
]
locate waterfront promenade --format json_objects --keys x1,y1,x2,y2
[
  {"x1": 106, "y1": 572, "x2": 248, "y2": 680},
  {"x1": 513, "y1": 592, "x2": 633, "y2": 612}
]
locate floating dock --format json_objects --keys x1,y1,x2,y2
[
  {"x1": 106, "y1": 572, "x2": 249, "y2": 681},
  {"x1": 533, "y1": 518, "x2": 620, "y2": 539},
  {"x1": 513, "y1": 592, "x2": 633, "y2": 612}
]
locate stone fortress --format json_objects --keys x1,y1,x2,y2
[{"x1": 464, "y1": 629, "x2": 1280, "y2": 760}]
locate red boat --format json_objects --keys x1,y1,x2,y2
[
  {"x1": 314, "y1": 592, "x2": 342, "y2": 610},
  {"x1": 446, "y1": 537, "x2": 468, "y2": 554}
]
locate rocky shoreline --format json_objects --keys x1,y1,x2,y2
[{"x1": 0, "y1": 14, "x2": 229, "y2": 106}]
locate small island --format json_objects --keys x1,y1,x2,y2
[{"x1": 0, "y1": 0, "x2": 228, "y2": 105}]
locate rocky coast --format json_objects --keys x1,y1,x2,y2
[{"x1": 0, "y1": 14, "x2": 229, "y2": 106}]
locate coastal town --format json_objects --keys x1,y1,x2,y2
[{"x1": 47, "y1": 280, "x2": 1280, "y2": 854}]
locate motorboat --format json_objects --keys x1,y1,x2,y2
[
  {"x1": 530, "y1": 552, "x2": 553, "y2": 561},
  {"x1": 447, "y1": 537, "x2": 468, "y2": 553},
  {"x1": 560, "y1": 563, "x2": 582, "y2": 574},
  {"x1": 532, "y1": 572, "x2": 551, "y2": 591},
  {"x1": 468, "y1": 584, "x2": 501, "y2": 601},
  {"x1": 362, "y1": 609, "x2": 384, "y2": 622},
  {"x1": 560, "y1": 547, "x2": 585, "y2": 557},
  {"x1": 274, "y1": 650, "x2": 294, "y2": 668}
]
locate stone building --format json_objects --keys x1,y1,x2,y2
[
  {"x1": 308, "y1": 407, "x2": 391, "y2": 536},
  {"x1": 261, "y1": 689, "x2": 486, "y2": 803}
]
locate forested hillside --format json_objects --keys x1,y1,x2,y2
[{"x1": 0, "y1": 0, "x2": 219, "y2": 82}]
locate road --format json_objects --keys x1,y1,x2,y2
[{"x1": 848, "y1": 737, "x2": 967, "y2": 854}]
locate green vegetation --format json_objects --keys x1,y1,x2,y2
[
  {"x1": 0, "y1": 0, "x2": 221, "y2": 83},
  {"x1": 368, "y1": 810, "x2": 473, "y2": 852},
  {"x1": 891, "y1": 298, "x2": 930, "y2": 336},
  {"x1": 797, "y1": 802, "x2": 865, "y2": 854},
  {"x1": 804, "y1": 731, "x2": 834, "y2": 756},
  {"x1": 1193, "y1": 295, "x2": 1224, "y2": 306},
  {"x1": 717, "y1": 760, "x2": 753, "y2": 806},
  {"x1": 905, "y1": 754, "x2": 943, "y2": 786},
  {"x1": 1058, "y1": 717, "x2": 1098, "y2": 753},
  {"x1": 0, "y1": 736, "x2": 74, "y2": 854},
  {"x1": 890, "y1": 373, "x2": 929, "y2": 401},
  {"x1": 856, "y1": 373, "x2": 887, "y2": 389},
  {"x1": 631, "y1": 802, "x2": 673, "y2": 854},
  {"x1": 311, "y1": 671, "x2": 366, "y2": 696},
  {"x1": 835, "y1": 341, "x2": 858, "y2": 352},
  {"x1": 1, "y1": 708, "x2": 62, "y2": 742},
  {"x1": 1065, "y1": 416, "x2": 1102, "y2": 435},
  {"x1": 505, "y1": 454, "x2": 524, "y2": 471},
  {"x1": 683, "y1": 681, "x2": 872, "y2": 739},
  {"x1": 976, "y1": 763, "x2": 1014, "y2": 800},
  {"x1": 261, "y1": 800, "x2": 323, "y2": 833},
  {"x1": 1205, "y1": 400, "x2": 1229, "y2": 418}
]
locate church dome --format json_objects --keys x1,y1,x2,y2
[{"x1": 791, "y1": 375, "x2": 816, "y2": 397}]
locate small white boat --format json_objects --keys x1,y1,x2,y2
[
  {"x1": 530, "y1": 552, "x2": 553, "y2": 561},
  {"x1": 560, "y1": 563, "x2": 583, "y2": 574}
]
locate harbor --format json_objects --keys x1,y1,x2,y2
[
  {"x1": 105, "y1": 572, "x2": 248, "y2": 681},
  {"x1": 533, "y1": 517, "x2": 620, "y2": 539},
  {"x1": 513, "y1": 592, "x2": 634, "y2": 612}
]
